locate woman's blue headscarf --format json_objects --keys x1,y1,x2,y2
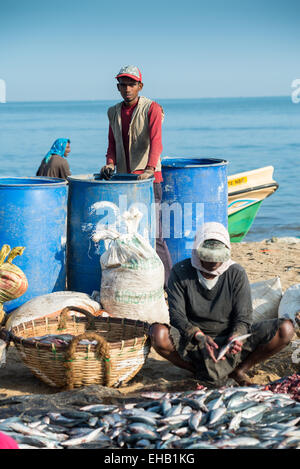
[{"x1": 44, "y1": 138, "x2": 70, "y2": 164}]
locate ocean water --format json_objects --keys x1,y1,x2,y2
[{"x1": 0, "y1": 96, "x2": 299, "y2": 242}]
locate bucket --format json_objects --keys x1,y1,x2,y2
[
  {"x1": 161, "y1": 157, "x2": 228, "y2": 265},
  {"x1": 0, "y1": 177, "x2": 68, "y2": 312},
  {"x1": 66, "y1": 174, "x2": 155, "y2": 295}
]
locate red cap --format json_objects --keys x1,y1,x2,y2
[{"x1": 116, "y1": 65, "x2": 142, "y2": 82}]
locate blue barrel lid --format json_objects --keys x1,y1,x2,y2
[
  {"x1": 68, "y1": 174, "x2": 155, "y2": 184},
  {"x1": 162, "y1": 157, "x2": 228, "y2": 168},
  {"x1": 0, "y1": 177, "x2": 67, "y2": 188}
]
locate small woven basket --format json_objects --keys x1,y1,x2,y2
[{"x1": 2, "y1": 306, "x2": 151, "y2": 389}]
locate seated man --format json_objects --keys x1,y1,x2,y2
[{"x1": 150, "y1": 222, "x2": 294, "y2": 387}]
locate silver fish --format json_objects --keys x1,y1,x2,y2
[
  {"x1": 228, "y1": 412, "x2": 242, "y2": 431},
  {"x1": 140, "y1": 392, "x2": 166, "y2": 400},
  {"x1": 161, "y1": 431, "x2": 174, "y2": 441},
  {"x1": 217, "y1": 334, "x2": 252, "y2": 361},
  {"x1": 226, "y1": 390, "x2": 254, "y2": 409},
  {"x1": 257, "y1": 439, "x2": 281, "y2": 449},
  {"x1": 208, "y1": 406, "x2": 227, "y2": 425},
  {"x1": 124, "y1": 408, "x2": 161, "y2": 419},
  {"x1": 68, "y1": 427, "x2": 96, "y2": 437},
  {"x1": 277, "y1": 436, "x2": 300, "y2": 449},
  {"x1": 161, "y1": 399, "x2": 172, "y2": 415},
  {"x1": 258, "y1": 428, "x2": 281, "y2": 439},
  {"x1": 79, "y1": 404, "x2": 118, "y2": 414},
  {"x1": 62, "y1": 409, "x2": 92, "y2": 420},
  {"x1": 136, "y1": 439, "x2": 152, "y2": 447},
  {"x1": 207, "y1": 395, "x2": 224, "y2": 410},
  {"x1": 182, "y1": 405, "x2": 193, "y2": 415},
  {"x1": 172, "y1": 436, "x2": 200, "y2": 448},
  {"x1": 18, "y1": 444, "x2": 45, "y2": 450},
  {"x1": 241, "y1": 403, "x2": 272, "y2": 419},
  {"x1": 188, "y1": 411, "x2": 203, "y2": 431},
  {"x1": 0, "y1": 417, "x2": 23, "y2": 432},
  {"x1": 281, "y1": 429, "x2": 300, "y2": 438},
  {"x1": 125, "y1": 432, "x2": 158, "y2": 443},
  {"x1": 88, "y1": 417, "x2": 99, "y2": 427},
  {"x1": 279, "y1": 406, "x2": 300, "y2": 416},
  {"x1": 4, "y1": 431, "x2": 61, "y2": 449},
  {"x1": 128, "y1": 422, "x2": 157, "y2": 433},
  {"x1": 9, "y1": 422, "x2": 68, "y2": 442},
  {"x1": 159, "y1": 414, "x2": 190, "y2": 425},
  {"x1": 156, "y1": 435, "x2": 180, "y2": 449},
  {"x1": 187, "y1": 442, "x2": 218, "y2": 449},
  {"x1": 47, "y1": 413, "x2": 78, "y2": 426},
  {"x1": 279, "y1": 416, "x2": 300, "y2": 427},
  {"x1": 228, "y1": 400, "x2": 258, "y2": 412},
  {"x1": 27, "y1": 420, "x2": 44, "y2": 429},
  {"x1": 126, "y1": 414, "x2": 157, "y2": 426},
  {"x1": 216, "y1": 436, "x2": 261, "y2": 448},
  {"x1": 61, "y1": 428, "x2": 102, "y2": 447},
  {"x1": 9, "y1": 422, "x2": 51, "y2": 438},
  {"x1": 165, "y1": 402, "x2": 183, "y2": 417},
  {"x1": 172, "y1": 426, "x2": 191, "y2": 437},
  {"x1": 102, "y1": 415, "x2": 117, "y2": 427}
]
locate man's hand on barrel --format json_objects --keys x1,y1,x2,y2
[
  {"x1": 100, "y1": 164, "x2": 115, "y2": 180},
  {"x1": 137, "y1": 166, "x2": 155, "y2": 180}
]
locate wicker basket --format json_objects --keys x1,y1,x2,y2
[{"x1": 2, "y1": 306, "x2": 151, "y2": 389}]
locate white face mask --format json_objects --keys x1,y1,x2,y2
[
  {"x1": 197, "y1": 270, "x2": 219, "y2": 290},
  {"x1": 191, "y1": 222, "x2": 236, "y2": 276}
]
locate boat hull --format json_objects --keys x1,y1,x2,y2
[
  {"x1": 227, "y1": 166, "x2": 278, "y2": 242},
  {"x1": 228, "y1": 200, "x2": 262, "y2": 242}
]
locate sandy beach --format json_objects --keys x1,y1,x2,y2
[{"x1": 0, "y1": 238, "x2": 299, "y2": 400}]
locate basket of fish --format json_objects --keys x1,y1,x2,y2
[{"x1": 1, "y1": 306, "x2": 151, "y2": 389}]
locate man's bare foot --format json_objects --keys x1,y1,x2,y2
[{"x1": 229, "y1": 369, "x2": 253, "y2": 386}]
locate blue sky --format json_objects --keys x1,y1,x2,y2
[{"x1": 1, "y1": 0, "x2": 300, "y2": 101}]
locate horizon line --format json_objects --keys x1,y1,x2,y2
[{"x1": 2, "y1": 94, "x2": 290, "y2": 104}]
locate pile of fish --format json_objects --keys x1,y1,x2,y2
[{"x1": 0, "y1": 384, "x2": 300, "y2": 449}]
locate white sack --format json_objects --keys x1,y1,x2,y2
[
  {"x1": 278, "y1": 284, "x2": 300, "y2": 330},
  {"x1": 250, "y1": 277, "x2": 282, "y2": 322},
  {"x1": 94, "y1": 208, "x2": 169, "y2": 325},
  {"x1": 4, "y1": 291, "x2": 101, "y2": 331}
]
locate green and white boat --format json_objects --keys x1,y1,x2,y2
[{"x1": 228, "y1": 166, "x2": 279, "y2": 242}]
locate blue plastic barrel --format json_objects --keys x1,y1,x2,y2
[
  {"x1": 161, "y1": 158, "x2": 228, "y2": 265},
  {"x1": 0, "y1": 177, "x2": 68, "y2": 312},
  {"x1": 66, "y1": 174, "x2": 155, "y2": 295}
]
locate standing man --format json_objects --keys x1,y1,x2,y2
[{"x1": 100, "y1": 65, "x2": 172, "y2": 287}]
